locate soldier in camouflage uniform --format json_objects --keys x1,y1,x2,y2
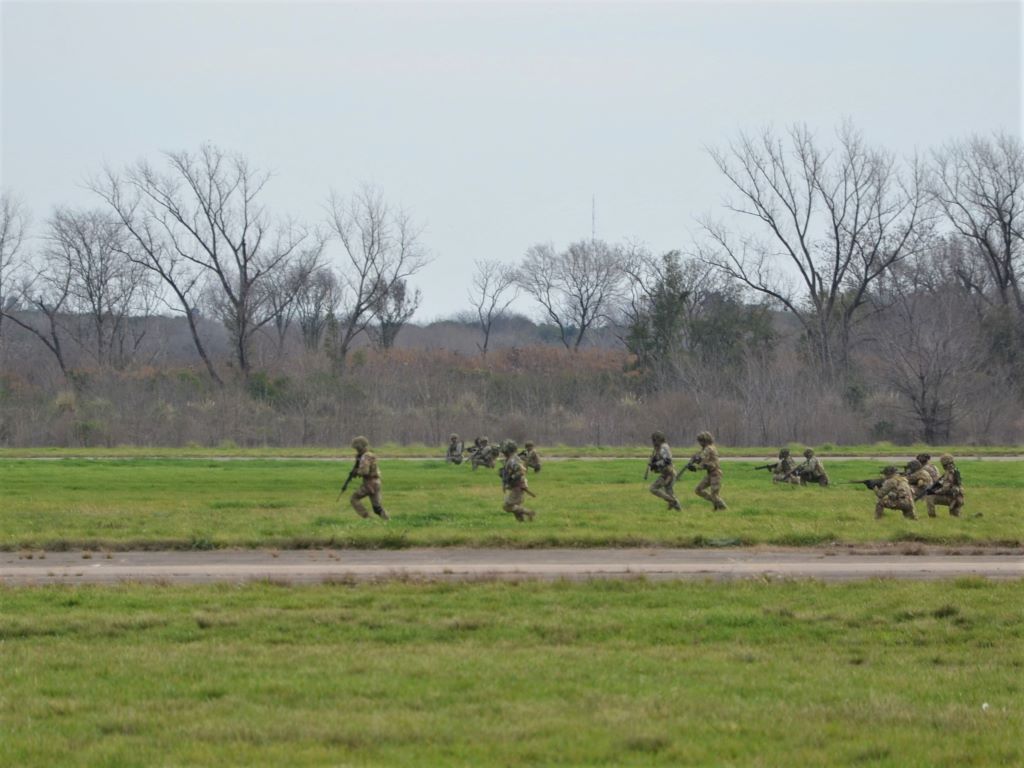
[
  {"x1": 916, "y1": 453, "x2": 940, "y2": 484},
  {"x1": 689, "y1": 431, "x2": 727, "y2": 510},
  {"x1": 874, "y1": 465, "x2": 915, "y2": 520},
  {"x1": 647, "y1": 431, "x2": 681, "y2": 510},
  {"x1": 500, "y1": 440, "x2": 535, "y2": 522},
  {"x1": 925, "y1": 454, "x2": 965, "y2": 517},
  {"x1": 770, "y1": 448, "x2": 800, "y2": 484},
  {"x1": 903, "y1": 459, "x2": 937, "y2": 517},
  {"x1": 469, "y1": 437, "x2": 498, "y2": 470},
  {"x1": 520, "y1": 441, "x2": 542, "y2": 473},
  {"x1": 348, "y1": 436, "x2": 389, "y2": 520},
  {"x1": 445, "y1": 433, "x2": 464, "y2": 465},
  {"x1": 792, "y1": 448, "x2": 829, "y2": 486}
]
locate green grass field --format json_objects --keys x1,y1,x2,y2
[
  {"x1": 1, "y1": 458, "x2": 1020, "y2": 550},
  {"x1": 2, "y1": 579, "x2": 1021, "y2": 767}
]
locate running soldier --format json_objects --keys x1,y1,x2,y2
[
  {"x1": 500, "y1": 440, "x2": 535, "y2": 522},
  {"x1": 689, "y1": 431, "x2": 727, "y2": 510},
  {"x1": 925, "y1": 454, "x2": 965, "y2": 517},
  {"x1": 770, "y1": 448, "x2": 799, "y2": 484},
  {"x1": 792, "y1": 448, "x2": 830, "y2": 486},
  {"x1": 903, "y1": 459, "x2": 937, "y2": 517},
  {"x1": 519, "y1": 441, "x2": 542, "y2": 473},
  {"x1": 874, "y1": 465, "x2": 916, "y2": 520},
  {"x1": 347, "y1": 436, "x2": 389, "y2": 520},
  {"x1": 445, "y1": 433, "x2": 464, "y2": 465},
  {"x1": 647, "y1": 431, "x2": 681, "y2": 510}
]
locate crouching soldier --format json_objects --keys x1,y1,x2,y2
[
  {"x1": 795, "y1": 448, "x2": 830, "y2": 486},
  {"x1": 348, "y1": 436, "x2": 389, "y2": 520},
  {"x1": 500, "y1": 440, "x2": 535, "y2": 522},
  {"x1": 925, "y1": 454, "x2": 965, "y2": 517},
  {"x1": 903, "y1": 459, "x2": 937, "y2": 517},
  {"x1": 445, "y1": 433, "x2": 464, "y2": 464},
  {"x1": 520, "y1": 441, "x2": 542, "y2": 472},
  {"x1": 647, "y1": 431, "x2": 681, "y2": 510},
  {"x1": 690, "y1": 431, "x2": 727, "y2": 510},
  {"x1": 874, "y1": 465, "x2": 916, "y2": 520},
  {"x1": 771, "y1": 448, "x2": 800, "y2": 484}
]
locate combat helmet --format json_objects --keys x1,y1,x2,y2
[
  {"x1": 696, "y1": 431, "x2": 714, "y2": 444},
  {"x1": 803, "y1": 448, "x2": 815, "y2": 458},
  {"x1": 939, "y1": 453, "x2": 955, "y2": 466},
  {"x1": 916, "y1": 453, "x2": 931, "y2": 464},
  {"x1": 450, "y1": 433, "x2": 459, "y2": 442},
  {"x1": 351, "y1": 435, "x2": 369, "y2": 452},
  {"x1": 524, "y1": 441, "x2": 535, "y2": 449},
  {"x1": 651, "y1": 431, "x2": 666, "y2": 444},
  {"x1": 882, "y1": 465, "x2": 900, "y2": 476},
  {"x1": 779, "y1": 448, "x2": 791, "y2": 457},
  {"x1": 480, "y1": 436, "x2": 489, "y2": 446},
  {"x1": 906, "y1": 460, "x2": 922, "y2": 473},
  {"x1": 500, "y1": 440, "x2": 518, "y2": 455}
]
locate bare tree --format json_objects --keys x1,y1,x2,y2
[
  {"x1": 468, "y1": 259, "x2": 519, "y2": 355},
  {"x1": 518, "y1": 239, "x2": 623, "y2": 350},
  {"x1": 93, "y1": 144, "x2": 312, "y2": 380},
  {"x1": 261, "y1": 245, "x2": 327, "y2": 357},
  {"x1": 0, "y1": 193, "x2": 30, "y2": 354},
  {"x1": 293, "y1": 265, "x2": 341, "y2": 352},
  {"x1": 370, "y1": 277, "x2": 421, "y2": 350},
  {"x1": 3, "y1": 263, "x2": 74, "y2": 380},
  {"x1": 699, "y1": 123, "x2": 930, "y2": 381},
  {"x1": 931, "y1": 133, "x2": 1024, "y2": 333},
  {"x1": 325, "y1": 185, "x2": 429, "y2": 366}
]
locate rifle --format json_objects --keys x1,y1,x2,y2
[
  {"x1": 337, "y1": 457, "x2": 360, "y2": 499},
  {"x1": 916, "y1": 479, "x2": 944, "y2": 500},
  {"x1": 753, "y1": 463, "x2": 776, "y2": 471},
  {"x1": 845, "y1": 478, "x2": 885, "y2": 490},
  {"x1": 684, "y1": 453, "x2": 701, "y2": 472}
]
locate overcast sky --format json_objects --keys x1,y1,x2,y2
[{"x1": 2, "y1": 0, "x2": 1021, "y2": 320}]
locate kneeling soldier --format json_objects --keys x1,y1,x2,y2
[
  {"x1": 925, "y1": 454, "x2": 965, "y2": 517},
  {"x1": 771, "y1": 448, "x2": 800, "y2": 484},
  {"x1": 445, "y1": 433, "x2": 464, "y2": 464},
  {"x1": 520, "y1": 441, "x2": 542, "y2": 472},
  {"x1": 794, "y1": 448, "x2": 830, "y2": 486},
  {"x1": 647, "y1": 431, "x2": 681, "y2": 510},
  {"x1": 691, "y1": 431, "x2": 727, "y2": 510},
  {"x1": 348, "y1": 436, "x2": 389, "y2": 520},
  {"x1": 500, "y1": 440, "x2": 534, "y2": 522},
  {"x1": 874, "y1": 465, "x2": 915, "y2": 520},
  {"x1": 903, "y1": 459, "x2": 936, "y2": 517}
]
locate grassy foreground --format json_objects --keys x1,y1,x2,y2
[
  {"x1": 2, "y1": 579, "x2": 1021, "y2": 767},
  {"x1": 1, "y1": 458, "x2": 1021, "y2": 550}
]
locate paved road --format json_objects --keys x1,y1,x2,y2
[{"x1": 1, "y1": 547, "x2": 1021, "y2": 585}]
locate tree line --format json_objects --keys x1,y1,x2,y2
[{"x1": 1, "y1": 125, "x2": 1022, "y2": 447}]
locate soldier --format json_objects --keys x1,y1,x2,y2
[
  {"x1": 792, "y1": 448, "x2": 830, "y2": 486},
  {"x1": 519, "y1": 441, "x2": 542, "y2": 473},
  {"x1": 689, "y1": 431, "x2": 727, "y2": 510},
  {"x1": 347, "y1": 436, "x2": 389, "y2": 520},
  {"x1": 469, "y1": 437, "x2": 495, "y2": 470},
  {"x1": 903, "y1": 459, "x2": 937, "y2": 517},
  {"x1": 445, "y1": 433, "x2": 464, "y2": 465},
  {"x1": 925, "y1": 454, "x2": 965, "y2": 517},
  {"x1": 770, "y1": 448, "x2": 800, "y2": 484},
  {"x1": 499, "y1": 440, "x2": 535, "y2": 522},
  {"x1": 917, "y1": 453, "x2": 940, "y2": 484},
  {"x1": 647, "y1": 431, "x2": 681, "y2": 510},
  {"x1": 874, "y1": 465, "x2": 916, "y2": 520}
]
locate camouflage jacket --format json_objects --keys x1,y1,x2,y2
[
  {"x1": 520, "y1": 449, "x2": 542, "y2": 472},
  {"x1": 773, "y1": 456, "x2": 796, "y2": 475},
  {"x1": 922, "y1": 463, "x2": 940, "y2": 483},
  {"x1": 356, "y1": 451, "x2": 380, "y2": 480},
  {"x1": 905, "y1": 467, "x2": 933, "y2": 493},
  {"x1": 649, "y1": 444, "x2": 674, "y2": 475},
  {"x1": 875, "y1": 475, "x2": 913, "y2": 505},
  {"x1": 798, "y1": 456, "x2": 825, "y2": 478},
  {"x1": 939, "y1": 465, "x2": 963, "y2": 494},
  {"x1": 697, "y1": 445, "x2": 722, "y2": 475},
  {"x1": 501, "y1": 455, "x2": 527, "y2": 490},
  {"x1": 445, "y1": 442, "x2": 462, "y2": 460}
]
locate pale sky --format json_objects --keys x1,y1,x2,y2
[{"x1": 2, "y1": 0, "x2": 1021, "y2": 320}]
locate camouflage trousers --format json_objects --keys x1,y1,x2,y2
[
  {"x1": 874, "y1": 495, "x2": 915, "y2": 520},
  {"x1": 351, "y1": 478, "x2": 389, "y2": 520},
  {"x1": 649, "y1": 470, "x2": 680, "y2": 510},
  {"x1": 695, "y1": 471, "x2": 727, "y2": 510},
  {"x1": 772, "y1": 472, "x2": 800, "y2": 485},
  {"x1": 803, "y1": 471, "x2": 829, "y2": 487},
  {"x1": 446, "y1": 454, "x2": 463, "y2": 465},
  {"x1": 503, "y1": 487, "x2": 534, "y2": 522},
  {"x1": 925, "y1": 491, "x2": 964, "y2": 517}
]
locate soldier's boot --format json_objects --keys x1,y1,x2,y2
[
  {"x1": 350, "y1": 497, "x2": 370, "y2": 519},
  {"x1": 713, "y1": 500, "x2": 728, "y2": 511},
  {"x1": 926, "y1": 499, "x2": 937, "y2": 518},
  {"x1": 372, "y1": 503, "x2": 390, "y2": 521},
  {"x1": 523, "y1": 508, "x2": 535, "y2": 522},
  {"x1": 902, "y1": 508, "x2": 917, "y2": 520},
  {"x1": 950, "y1": 499, "x2": 963, "y2": 518},
  {"x1": 669, "y1": 498, "x2": 682, "y2": 511}
]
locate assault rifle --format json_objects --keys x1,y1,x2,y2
[
  {"x1": 753, "y1": 463, "x2": 777, "y2": 471},
  {"x1": 337, "y1": 457, "x2": 360, "y2": 499},
  {"x1": 845, "y1": 478, "x2": 885, "y2": 491},
  {"x1": 684, "y1": 452, "x2": 702, "y2": 472}
]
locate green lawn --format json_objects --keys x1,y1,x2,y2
[
  {"x1": 0, "y1": 458, "x2": 1020, "y2": 550},
  {"x1": 1, "y1": 579, "x2": 1021, "y2": 767}
]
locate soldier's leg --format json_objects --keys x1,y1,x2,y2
[
  {"x1": 649, "y1": 476, "x2": 675, "y2": 505},
  {"x1": 874, "y1": 500, "x2": 885, "y2": 519},
  {"x1": 350, "y1": 483, "x2": 371, "y2": 518},
  {"x1": 503, "y1": 488, "x2": 532, "y2": 522},
  {"x1": 818, "y1": 473, "x2": 830, "y2": 487},
  {"x1": 949, "y1": 492, "x2": 964, "y2": 517},
  {"x1": 694, "y1": 475, "x2": 713, "y2": 502},
  {"x1": 901, "y1": 502, "x2": 917, "y2": 520},
  {"x1": 708, "y1": 475, "x2": 727, "y2": 510},
  {"x1": 369, "y1": 481, "x2": 389, "y2": 520},
  {"x1": 924, "y1": 494, "x2": 937, "y2": 517}
]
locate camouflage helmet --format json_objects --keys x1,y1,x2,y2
[
  {"x1": 651, "y1": 431, "x2": 666, "y2": 444},
  {"x1": 500, "y1": 440, "x2": 517, "y2": 455},
  {"x1": 906, "y1": 460, "x2": 922, "y2": 473},
  {"x1": 882, "y1": 465, "x2": 900, "y2": 476},
  {"x1": 916, "y1": 453, "x2": 931, "y2": 464},
  {"x1": 696, "y1": 431, "x2": 714, "y2": 444},
  {"x1": 939, "y1": 453, "x2": 955, "y2": 466},
  {"x1": 779, "y1": 448, "x2": 791, "y2": 457},
  {"x1": 524, "y1": 441, "x2": 535, "y2": 449},
  {"x1": 449, "y1": 433, "x2": 459, "y2": 442},
  {"x1": 480, "y1": 436, "x2": 489, "y2": 445},
  {"x1": 351, "y1": 435, "x2": 369, "y2": 452},
  {"x1": 803, "y1": 448, "x2": 815, "y2": 458}
]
